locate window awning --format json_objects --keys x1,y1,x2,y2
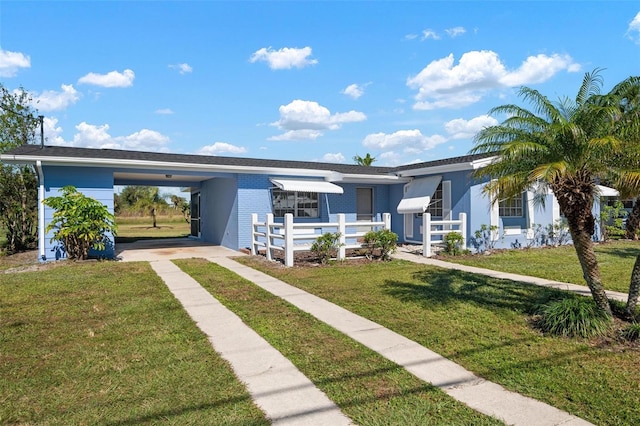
[
  {"x1": 397, "y1": 175, "x2": 442, "y2": 214},
  {"x1": 597, "y1": 185, "x2": 619, "y2": 197},
  {"x1": 269, "y1": 178, "x2": 344, "y2": 194}
]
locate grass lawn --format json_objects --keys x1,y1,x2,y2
[
  {"x1": 175, "y1": 258, "x2": 500, "y2": 425},
  {"x1": 237, "y1": 257, "x2": 640, "y2": 426},
  {"x1": 437, "y1": 240, "x2": 640, "y2": 293},
  {"x1": 115, "y1": 215, "x2": 191, "y2": 243},
  {"x1": 0, "y1": 261, "x2": 268, "y2": 425}
]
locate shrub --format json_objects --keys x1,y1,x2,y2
[
  {"x1": 600, "y1": 201, "x2": 627, "y2": 242},
  {"x1": 536, "y1": 297, "x2": 612, "y2": 338},
  {"x1": 310, "y1": 232, "x2": 342, "y2": 264},
  {"x1": 443, "y1": 232, "x2": 465, "y2": 255},
  {"x1": 43, "y1": 186, "x2": 117, "y2": 260},
  {"x1": 621, "y1": 323, "x2": 640, "y2": 341},
  {"x1": 363, "y1": 228, "x2": 398, "y2": 261}
]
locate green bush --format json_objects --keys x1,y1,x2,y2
[
  {"x1": 363, "y1": 228, "x2": 398, "y2": 261},
  {"x1": 443, "y1": 232, "x2": 465, "y2": 255},
  {"x1": 310, "y1": 232, "x2": 342, "y2": 264},
  {"x1": 600, "y1": 201, "x2": 627, "y2": 242},
  {"x1": 621, "y1": 323, "x2": 640, "y2": 341},
  {"x1": 536, "y1": 297, "x2": 612, "y2": 338},
  {"x1": 43, "y1": 186, "x2": 117, "y2": 260}
]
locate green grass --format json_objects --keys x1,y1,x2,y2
[
  {"x1": 175, "y1": 258, "x2": 501, "y2": 425},
  {"x1": 237, "y1": 257, "x2": 640, "y2": 426},
  {"x1": 0, "y1": 262, "x2": 268, "y2": 425},
  {"x1": 438, "y1": 240, "x2": 640, "y2": 293},
  {"x1": 115, "y1": 215, "x2": 191, "y2": 242}
]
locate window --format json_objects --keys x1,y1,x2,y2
[
  {"x1": 272, "y1": 189, "x2": 319, "y2": 218},
  {"x1": 499, "y1": 195, "x2": 523, "y2": 217},
  {"x1": 425, "y1": 183, "x2": 443, "y2": 217}
]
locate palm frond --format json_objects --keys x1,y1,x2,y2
[{"x1": 576, "y1": 68, "x2": 604, "y2": 106}]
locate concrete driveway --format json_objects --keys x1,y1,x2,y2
[{"x1": 116, "y1": 238, "x2": 243, "y2": 262}]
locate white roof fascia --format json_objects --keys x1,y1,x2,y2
[
  {"x1": 0, "y1": 154, "x2": 339, "y2": 179},
  {"x1": 395, "y1": 156, "x2": 496, "y2": 177},
  {"x1": 338, "y1": 173, "x2": 409, "y2": 184}
]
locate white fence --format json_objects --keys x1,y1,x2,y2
[
  {"x1": 422, "y1": 212, "x2": 467, "y2": 257},
  {"x1": 251, "y1": 213, "x2": 391, "y2": 267}
]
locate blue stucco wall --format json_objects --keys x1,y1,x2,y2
[
  {"x1": 199, "y1": 177, "x2": 239, "y2": 248},
  {"x1": 41, "y1": 165, "x2": 115, "y2": 260}
]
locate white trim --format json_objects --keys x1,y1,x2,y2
[
  {"x1": 490, "y1": 199, "x2": 500, "y2": 241},
  {"x1": 404, "y1": 214, "x2": 414, "y2": 239},
  {"x1": 395, "y1": 156, "x2": 496, "y2": 177}
]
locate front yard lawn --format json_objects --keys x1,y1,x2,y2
[
  {"x1": 437, "y1": 240, "x2": 639, "y2": 293},
  {"x1": 238, "y1": 257, "x2": 640, "y2": 426},
  {"x1": 0, "y1": 262, "x2": 267, "y2": 425}
]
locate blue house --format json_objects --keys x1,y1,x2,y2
[{"x1": 1, "y1": 144, "x2": 608, "y2": 261}]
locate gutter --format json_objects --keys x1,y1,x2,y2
[{"x1": 35, "y1": 160, "x2": 46, "y2": 261}]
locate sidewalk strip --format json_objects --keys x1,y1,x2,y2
[
  {"x1": 209, "y1": 256, "x2": 593, "y2": 426},
  {"x1": 149, "y1": 260, "x2": 352, "y2": 426}
]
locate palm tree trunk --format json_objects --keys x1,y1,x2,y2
[
  {"x1": 626, "y1": 254, "x2": 640, "y2": 317},
  {"x1": 569, "y1": 226, "x2": 612, "y2": 316},
  {"x1": 625, "y1": 199, "x2": 640, "y2": 240}
]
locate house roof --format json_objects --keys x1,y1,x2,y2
[
  {"x1": 1, "y1": 144, "x2": 496, "y2": 182},
  {"x1": 1, "y1": 144, "x2": 395, "y2": 176}
]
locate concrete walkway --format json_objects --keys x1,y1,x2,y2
[
  {"x1": 121, "y1": 241, "x2": 592, "y2": 425},
  {"x1": 208, "y1": 256, "x2": 592, "y2": 426},
  {"x1": 393, "y1": 248, "x2": 628, "y2": 302},
  {"x1": 149, "y1": 259, "x2": 352, "y2": 426}
]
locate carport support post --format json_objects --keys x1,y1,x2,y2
[
  {"x1": 423, "y1": 213, "x2": 432, "y2": 257},
  {"x1": 265, "y1": 213, "x2": 274, "y2": 261},
  {"x1": 284, "y1": 213, "x2": 294, "y2": 267},
  {"x1": 383, "y1": 212, "x2": 391, "y2": 230},
  {"x1": 337, "y1": 213, "x2": 346, "y2": 261}
]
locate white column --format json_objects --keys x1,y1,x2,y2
[
  {"x1": 265, "y1": 213, "x2": 274, "y2": 261},
  {"x1": 284, "y1": 213, "x2": 294, "y2": 267},
  {"x1": 250, "y1": 213, "x2": 258, "y2": 255},
  {"x1": 459, "y1": 212, "x2": 467, "y2": 249},
  {"x1": 423, "y1": 213, "x2": 432, "y2": 257},
  {"x1": 337, "y1": 213, "x2": 346, "y2": 261}
]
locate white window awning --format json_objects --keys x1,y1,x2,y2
[
  {"x1": 597, "y1": 185, "x2": 619, "y2": 197},
  {"x1": 397, "y1": 175, "x2": 442, "y2": 214},
  {"x1": 269, "y1": 178, "x2": 344, "y2": 194}
]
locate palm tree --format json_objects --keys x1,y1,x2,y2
[
  {"x1": 353, "y1": 153, "x2": 376, "y2": 166},
  {"x1": 472, "y1": 70, "x2": 640, "y2": 316}
]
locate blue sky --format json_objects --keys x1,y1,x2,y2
[{"x1": 1, "y1": 1, "x2": 639, "y2": 167}]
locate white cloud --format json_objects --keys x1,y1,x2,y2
[
  {"x1": 66, "y1": 122, "x2": 169, "y2": 150},
  {"x1": 43, "y1": 117, "x2": 66, "y2": 146},
  {"x1": 342, "y1": 82, "x2": 370, "y2": 99},
  {"x1": 627, "y1": 11, "x2": 640, "y2": 44},
  {"x1": 169, "y1": 63, "x2": 193, "y2": 74},
  {"x1": 249, "y1": 46, "x2": 318, "y2": 70},
  {"x1": 407, "y1": 50, "x2": 579, "y2": 110},
  {"x1": 78, "y1": 69, "x2": 135, "y2": 88},
  {"x1": 270, "y1": 100, "x2": 366, "y2": 140},
  {"x1": 444, "y1": 115, "x2": 498, "y2": 139},
  {"x1": 0, "y1": 48, "x2": 30, "y2": 77},
  {"x1": 445, "y1": 26, "x2": 466, "y2": 37},
  {"x1": 378, "y1": 151, "x2": 403, "y2": 166},
  {"x1": 197, "y1": 142, "x2": 247, "y2": 155},
  {"x1": 362, "y1": 129, "x2": 446, "y2": 152},
  {"x1": 155, "y1": 108, "x2": 174, "y2": 115},
  {"x1": 34, "y1": 84, "x2": 80, "y2": 111},
  {"x1": 421, "y1": 29, "x2": 440, "y2": 40},
  {"x1": 321, "y1": 152, "x2": 345, "y2": 163},
  {"x1": 404, "y1": 34, "x2": 419, "y2": 41}
]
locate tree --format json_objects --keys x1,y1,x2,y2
[
  {"x1": 117, "y1": 185, "x2": 169, "y2": 227},
  {"x1": 0, "y1": 84, "x2": 40, "y2": 253},
  {"x1": 43, "y1": 186, "x2": 117, "y2": 260},
  {"x1": 472, "y1": 70, "x2": 640, "y2": 316},
  {"x1": 353, "y1": 153, "x2": 376, "y2": 166},
  {"x1": 170, "y1": 194, "x2": 190, "y2": 222}
]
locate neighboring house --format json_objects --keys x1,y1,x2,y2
[{"x1": 0, "y1": 144, "x2": 613, "y2": 261}]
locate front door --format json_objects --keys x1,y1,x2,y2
[
  {"x1": 190, "y1": 192, "x2": 201, "y2": 238},
  {"x1": 356, "y1": 187, "x2": 373, "y2": 221}
]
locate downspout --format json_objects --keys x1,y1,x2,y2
[{"x1": 35, "y1": 160, "x2": 46, "y2": 261}]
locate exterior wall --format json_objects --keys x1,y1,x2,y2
[
  {"x1": 199, "y1": 177, "x2": 239, "y2": 248},
  {"x1": 237, "y1": 174, "x2": 274, "y2": 250},
  {"x1": 41, "y1": 165, "x2": 115, "y2": 260}
]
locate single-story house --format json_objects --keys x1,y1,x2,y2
[{"x1": 0, "y1": 144, "x2": 612, "y2": 261}]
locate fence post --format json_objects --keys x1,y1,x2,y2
[
  {"x1": 423, "y1": 213, "x2": 432, "y2": 257},
  {"x1": 284, "y1": 213, "x2": 294, "y2": 267},
  {"x1": 383, "y1": 212, "x2": 391, "y2": 230},
  {"x1": 265, "y1": 213, "x2": 274, "y2": 261},
  {"x1": 337, "y1": 213, "x2": 346, "y2": 261},
  {"x1": 250, "y1": 213, "x2": 258, "y2": 255},
  {"x1": 459, "y1": 212, "x2": 467, "y2": 249}
]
